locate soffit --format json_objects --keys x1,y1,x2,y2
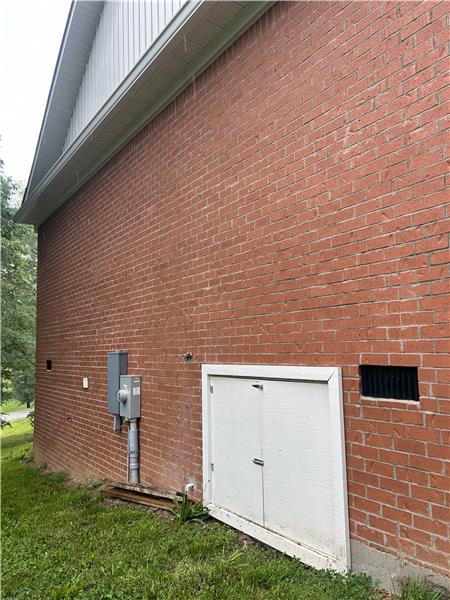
[{"x1": 17, "y1": 1, "x2": 274, "y2": 227}]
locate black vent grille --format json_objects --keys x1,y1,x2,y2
[{"x1": 360, "y1": 365, "x2": 419, "y2": 401}]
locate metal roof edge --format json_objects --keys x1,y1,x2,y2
[
  {"x1": 15, "y1": 0, "x2": 275, "y2": 227},
  {"x1": 23, "y1": 1, "x2": 104, "y2": 203}
]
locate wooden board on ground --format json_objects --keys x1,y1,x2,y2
[{"x1": 101, "y1": 484, "x2": 178, "y2": 510}]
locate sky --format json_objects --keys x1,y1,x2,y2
[{"x1": 0, "y1": 0, "x2": 72, "y2": 185}]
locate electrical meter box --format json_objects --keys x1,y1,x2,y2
[
  {"x1": 107, "y1": 352, "x2": 128, "y2": 415},
  {"x1": 117, "y1": 375, "x2": 141, "y2": 420}
]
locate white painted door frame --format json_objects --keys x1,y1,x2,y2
[{"x1": 201, "y1": 364, "x2": 350, "y2": 573}]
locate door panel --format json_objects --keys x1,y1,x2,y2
[
  {"x1": 210, "y1": 376, "x2": 264, "y2": 525},
  {"x1": 261, "y1": 379, "x2": 339, "y2": 557}
]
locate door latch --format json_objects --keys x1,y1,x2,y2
[{"x1": 252, "y1": 458, "x2": 264, "y2": 466}]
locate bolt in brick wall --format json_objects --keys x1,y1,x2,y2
[{"x1": 34, "y1": 0, "x2": 449, "y2": 578}]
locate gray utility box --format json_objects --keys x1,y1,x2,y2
[
  {"x1": 108, "y1": 352, "x2": 128, "y2": 415},
  {"x1": 117, "y1": 375, "x2": 141, "y2": 420}
]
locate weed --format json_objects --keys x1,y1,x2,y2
[
  {"x1": 392, "y1": 577, "x2": 445, "y2": 600},
  {"x1": 170, "y1": 491, "x2": 210, "y2": 524},
  {"x1": 18, "y1": 444, "x2": 33, "y2": 462}
]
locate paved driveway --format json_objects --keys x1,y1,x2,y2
[{"x1": 2, "y1": 410, "x2": 30, "y2": 421}]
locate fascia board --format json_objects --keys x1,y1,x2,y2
[
  {"x1": 25, "y1": 1, "x2": 103, "y2": 195},
  {"x1": 15, "y1": 0, "x2": 275, "y2": 227}
]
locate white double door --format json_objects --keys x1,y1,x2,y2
[{"x1": 209, "y1": 375, "x2": 348, "y2": 567}]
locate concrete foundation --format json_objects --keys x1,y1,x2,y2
[{"x1": 351, "y1": 540, "x2": 450, "y2": 594}]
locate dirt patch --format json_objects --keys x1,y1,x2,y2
[{"x1": 236, "y1": 532, "x2": 257, "y2": 548}]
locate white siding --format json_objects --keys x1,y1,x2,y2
[{"x1": 64, "y1": 0, "x2": 184, "y2": 150}]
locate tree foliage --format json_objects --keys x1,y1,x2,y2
[{"x1": 1, "y1": 159, "x2": 37, "y2": 407}]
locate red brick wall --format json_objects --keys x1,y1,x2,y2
[{"x1": 35, "y1": 1, "x2": 449, "y2": 577}]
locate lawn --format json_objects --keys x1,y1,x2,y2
[
  {"x1": 0, "y1": 398, "x2": 32, "y2": 414},
  {"x1": 1, "y1": 421, "x2": 383, "y2": 600}
]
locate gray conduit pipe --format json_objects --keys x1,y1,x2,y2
[{"x1": 128, "y1": 419, "x2": 139, "y2": 484}]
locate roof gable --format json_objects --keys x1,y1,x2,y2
[
  {"x1": 16, "y1": 1, "x2": 274, "y2": 227},
  {"x1": 27, "y1": 1, "x2": 103, "y2": 193}
]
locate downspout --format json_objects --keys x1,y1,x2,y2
[{"x1": 128, "y1": 419, "x2": 139, "y2": 484}]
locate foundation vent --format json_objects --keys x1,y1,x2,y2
[{"x1": 360, "y1": 365, "x2": 419, "y2": 401}]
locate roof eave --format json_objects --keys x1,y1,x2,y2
[
  {"x1": 23, "y1": 1, "x2": 104, "y2": 202},
  {"x1": 15, "y1": 0, "x2": 275, "y2": 227}
]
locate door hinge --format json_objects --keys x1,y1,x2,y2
[
  {"x1": 210, "y1": 463, "x2": 214, "y2": 471},
  {"x1": 252, "y1": 458, "x2": 264, "y2": 466},
  {"x1": 210, "y1": 385, "x2": 214, "y2": 394}
]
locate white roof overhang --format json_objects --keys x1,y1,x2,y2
[{"x1": 16, "y1": 0, "x2": 274, "y2": 227}]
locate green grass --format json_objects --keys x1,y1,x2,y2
[
  {"x1": 1, "y1": 421, "x2": 384, "y2": 600},
  {"x1": 1, "y1": 417, "x2": 34, "y2": 451},
  {"x1": 392, "y1": 578, "x2": 445, "y2": 600},
  {"x1": 0, "y1": 398, "x2": 32, "y2": 414}
]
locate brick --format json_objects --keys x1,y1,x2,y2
[
  {"x1": 33, "y1": 0, "x2": 450, "y2": 579},
  {"x1": 384, "y1": 534, "x2": 416, "y2": 558},
  {"x1": 411, "y1": 484, "x2": 445, "y2": 505},
  {"x1": 369, "y1": 515, "x2": 398, "y2": 536},
  {"x1": 383, "y1": 505, "x2": 413, "y2": 527},
  {"x1": 391, "y1": 409, "x2": 424, "y2": 426},
  {"x1": 425, "y1": 413, "x2": 450, "y2": 430},
  {"x1": 432, "y1": 505, "x2": 450, "y2": 522},
  {"x1": 397, "y1": 496, "x2": 430, "y2": 517},
  {"x1": 379, "y1": 449, "x2": 410, "y2": 467},
  {"x1": 379, "y1": 475, "x2": 409, "y2": 496},
  {"x1": 399, "y1": 525, "x2": 432, "y2": 547},
  {"x1": 352, "y1": 496, "x2": 381, "y2": 516},
  {"x1": 396, "y1": 467, "x2": 429, "y2": 486},
  {"x1": 355, "y1": 524, "x2": 384, "y2": 546},
  {"x1": 409, "y1": 455, "x2": 444, "y2": 474},
  {"x1": 435, "y1": 537, "x2": 450, "y2": 555},
  {"x1": 427, "y1": 443, "x2": 450, "y2": 460},
  {"x1": 394, "y1": 439, "x2": 426, "y2": 455},
  {"x1": 415, "y1": 545, "x2": 450, "y2": 572},
  {"x1": 429, "y1": 473, "x2": 450, "y2": 491},
  {"x1": 414, "y1": 515, "x2": 448, "y2": 538},
  {"x1": 406, "y1": 425, "x2": 441, "y2": 443}
]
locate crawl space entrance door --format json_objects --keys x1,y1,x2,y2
[{"x1": 202, "y1": 365, "x2": 350, "y2": 572}]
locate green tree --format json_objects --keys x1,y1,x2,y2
[{"x1": 1, "y1": 159, "x2": 37, "y2": 408}]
